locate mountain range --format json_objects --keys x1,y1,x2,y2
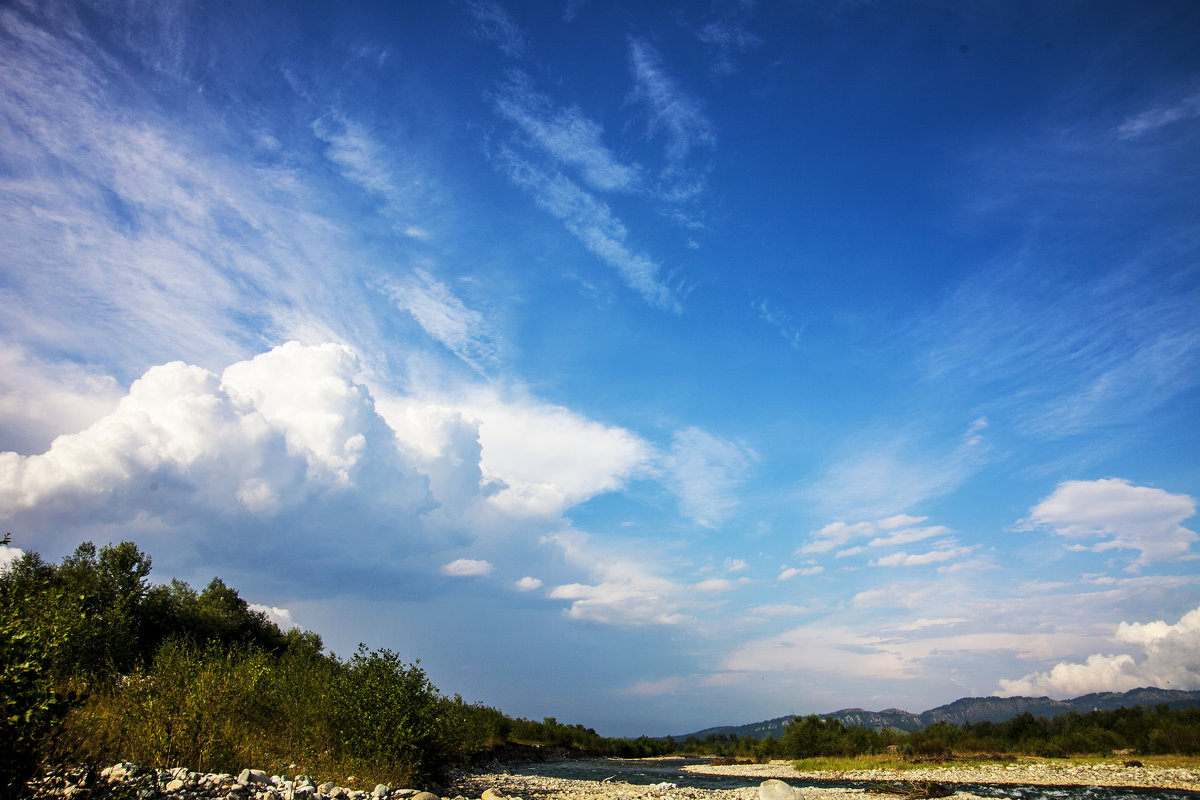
[{"x1": 674, "y1": 687, "x2": 1200, "y2": 739}]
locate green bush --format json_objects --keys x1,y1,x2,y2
[
  {"x1": 0, "y1": 567, "x2": 79, "y2": 800},
  {"x1": 328, "y1": 646, "x2": 444, "y2": 785}
]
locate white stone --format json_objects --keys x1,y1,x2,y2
[{"x1": 758, "y1": 779, "x2": 803, "y2": 800}]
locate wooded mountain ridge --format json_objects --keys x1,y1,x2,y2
[{"x1": 675, "y1": 687, "x2": 1200, "y2": 739}]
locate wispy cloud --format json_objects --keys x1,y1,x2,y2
[
  {"x1": 465, "y1": 0, "x2": 526, "y2": 57},
  {"x1": 752, "y1": 298, "x2": 801, "y2": 348},
  {"x1": 1116, "y1": 88, "x2": 1200, "y2": 139},
  {"x1": 380, "y1": 269, "x2": 499, "y2": 373},
  {"x1": 495, "y1": 148, "x2": 681, "y2": 311},
  {"x1": 626, "y1": 37, "x2": 716, "y2": 203},
  {"x1": 803, "y1": 419, "x2": 990, "y2": 518},
  {"x1": 689, "y1": 14, "x2": 762, "y2": 76},
  {"x1": 664, "y1": 427, "x2": 757, "y2": 528},
  {"x1": 492, "y1": 71, "x2": 641, "y2": 193}
]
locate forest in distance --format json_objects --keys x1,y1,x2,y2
[{"x1": 3, "y1": 537, "x2": 1199, "y2": 800}]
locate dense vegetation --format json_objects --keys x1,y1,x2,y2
[
  {"x1": 0, "y1": 537, "x2": 673, "y2": 798},
  {"x1": 4, "y1": 535, "x2": 1198, "y2": 800}
]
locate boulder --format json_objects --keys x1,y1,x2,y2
[
  {"x1": 412, "y1": 792, "x2": 440, "y2": 800},
  {"x1": 759, "y1": 779, "x2": 804, "y2": 800},
  {"x1": 481, "y1": 790, "x2": 505, "y2": 800}
]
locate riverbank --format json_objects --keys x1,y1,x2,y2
[
  {"x1": 448, "y1": 757, "x2": 1200, "y2": 800},
  {"x1": 679, "y1": 757, "x2": 1200, "y2": 791},
  {"x1": 450, "y1": 769, "x2": 933, "y2": 800}
]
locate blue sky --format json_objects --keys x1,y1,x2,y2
[{"x1": 2, "y1": 0, "x2": 1199, "y2": 737}]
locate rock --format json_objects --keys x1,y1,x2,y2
[
  {"x1": 103, "y1": 764, "x2": 132, "y2": 781},
  {"x1": 411, "y1": 792, "x2": 440, "y2": 800},
  {"x1": 166, "y1": 779, "x2": 187, "y2": 792},
  {"x1": 758, "y1": 779, "x2": 803, "y2": 800},
  {"x1": 238, "y1": 770, "x2": 270, "y2": 786},
  {"x1": 391, "y1": 791, "x2": 418, "y2": 798},
  {"x1": 481, "y1": 789, "x2": 505, "y2": 800},
  {"x1": 372, "y1": 785, "x2": 390, "y2": 798}
]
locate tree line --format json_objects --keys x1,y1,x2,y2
[{"x1": 677, "y1": 705, "x2": 1200, "y2": 762}]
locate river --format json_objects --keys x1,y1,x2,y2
[{"x1": 510, "y1": 758, "x2": 1200, "y2": 800}]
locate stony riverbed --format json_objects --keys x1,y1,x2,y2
[
  {"x1": 25, "y1": 758, "x2": 1200, "y2": 800},
  {"x1": 679, "y1": 758, "x2": 1200, "y2": 792}
]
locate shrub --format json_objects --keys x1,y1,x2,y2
[{"x1": 0, "y1": 579, "x2": 79, "y2": 800}]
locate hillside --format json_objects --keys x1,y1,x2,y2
[{"x1": 674, "y1": 687, "x2": 1200, "y2": 739}]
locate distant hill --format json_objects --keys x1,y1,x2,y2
[{"x1": 673, "y1": 687, "x2": 1200, "y2": 739}]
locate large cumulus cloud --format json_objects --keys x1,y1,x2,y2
[
  {"x1": 0, "y1": 343, "x2": 661, "y2": 594},
  {"x1": 998, "y1": 606, "x2": 1200, "y2": 696},
  {"x1": 0, "y1": 342, "x2": 431, "y2": 527}
]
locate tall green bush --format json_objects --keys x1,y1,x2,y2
[
  {"x1": 1, "y1": 537, "x2": 79, "y2": 800},
  {"x1": 328, "y1": 647, "x2": 444, "y2": 785}
]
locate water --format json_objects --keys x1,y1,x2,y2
[{"x1": 512, "y1": 758, "x2": 1200, "y2": 800}]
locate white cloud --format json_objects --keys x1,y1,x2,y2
[
  {"x1": 778, "y1": 565, "x2": 822, "y2": 580},
  {"x1": 441, "y1": 558, "x2": 493, "y2": 577},
  {"x1": 381, "y1": 270, "x2": 499, "y2": 373},
  {"x1": 1021, "y1": 478, "x2": 1197, "y2": 567},
  {"x1": 870, "y1": 544, "x2": 976, "y2": 568},
  {"x1": 998, "y1": 606, "x2": 1200, "y2": 696},
  {"x1": 465, "y1": 389, "x2": 653, "y2": 518},
  {"x1": 248, "y1": 603, "x2": 297, "y2": 630},
  {"x1": 868, "y1": 525, "x2": 950, "y2": 548},
  {"x1": 725, "y1": 619, "x2": 1095, "y2": 684},
  {"x1": 0, "y1": 344, "x2": 121, "y2": 454},
  {"x1": 543, "y1": 530, "x2": 708, "y2": 626},
  {"x1": 514, "y1": 576, "x2": 542, "y2": 591},
  {"x1": 724, "y1": 557, "x2": 749, "y2": 572},
  {"x1": 0, "y1": 343, "x2": 434, "y2": 544},
  {"x1": 0, "y1": 545, "x2": 25, "y2": 572},
  {"x1": 664, "y1": 427, "x2": 757, "y2": 528},
  {"x1": 799, "y1": 514, "x2": 935, "y2": 555}
]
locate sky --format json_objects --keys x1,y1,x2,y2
[{"x1": 1, "y1": 0, "x2": 1199, "y2": 738}]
